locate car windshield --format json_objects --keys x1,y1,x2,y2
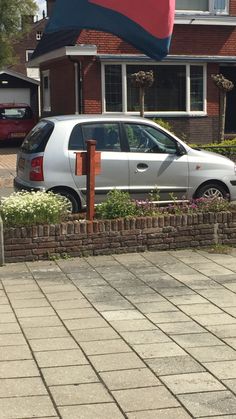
[{"x1": 0, "y1": 106, "x2": 33, "y2": 120}]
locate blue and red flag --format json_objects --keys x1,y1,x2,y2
[{"x1": 34, "y1": 0, "x2": 175, "y2": 60}]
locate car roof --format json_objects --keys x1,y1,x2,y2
[
  {"x1": 0, "y1": 103, "x2": 30, "y2": 108},
  {"x1": 42, "y1": 114, "x2": 155, "y2": 124}
]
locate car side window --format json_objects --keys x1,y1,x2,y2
[
  {"x1": 68, "y1": 125, "x2": 85, "y2": 150},
  {"x1": 82, "y1": 123, "x2": 121, "y2": 151},
  {"x1": 124, "y1": 123, "x2": 178, "y2": 154}
]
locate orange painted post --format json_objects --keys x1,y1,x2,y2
[{"x1": 86, "y1": 140, "x2": 97, "y2": 221}]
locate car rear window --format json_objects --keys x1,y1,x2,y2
[
  {"x1": 0, "y1": 106, "x2": 33, "y2": 120},
  {"x1": 20, "y1": 120, "x2": 54, "y2": 153}
]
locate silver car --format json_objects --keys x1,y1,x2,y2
[{"x1": 14, "y1": 114, "x2": 236, "y2": 212}]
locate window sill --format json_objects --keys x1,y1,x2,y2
[
  {"x1": 103, "y1": 112, "x2": 207, "y2": 118},
  {"x1": 175, "y1": 15, "x2": 236, "y2": 26}
]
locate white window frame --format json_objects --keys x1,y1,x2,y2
[
  {"x1": 36, "y1": 31, "x2": 43, "y2": 41},
  {"x1": 176, "y1": 0, "x2": 229, "y2": 15},
  {"x1": 42, "y1": 70, "x2": 51, "y2": 112},
  {"x1": 101, "y1": 62, "x2": 207, "y2": 117},
  {"x1": 25, "y1": 49, "x2": 34, "y2": 62}
]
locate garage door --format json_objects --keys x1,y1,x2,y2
[{"x1": 0, "y1": 88, "x2": 30, "y2": 105}]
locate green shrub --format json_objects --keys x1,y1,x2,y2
[
  {"x1": 189, "y1": 138, "x2": 236, "y2": 159},
  {"x1": 95, "y1": 190, "x2": 139, "y2": 219},
  {"x1": 0, "y1": 191, "x2": 70, "y2": 227},
  {"x1": 153, "y1": 118, "x2": 174, "y2": 133}
]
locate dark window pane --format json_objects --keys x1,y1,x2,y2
[
  {"x1": 105, "y1": 65, "x2": 122, "y2": 112},
  {"x1": 82, "y1": 123, "x2": 121, "y2": 151},
  {"x1": 127, "y1": 65, "x2": 186, "y2": 112},
  {"x1": 68, "y1": 125, "x2": 85, "y2": 150},
  {"x1": 190, "y1": 66, "x2": 204, "y2": 111}
]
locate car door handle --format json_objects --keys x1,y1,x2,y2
[{"x1": 136, "y1": 163, "x2": 149, "y2": 172}]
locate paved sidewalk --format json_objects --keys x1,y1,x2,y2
[
  {"x1": 0, "y1": 147, "x2": 17, "y2": 197},
  {"x1": 1, "y1": 250, "x2": 236, "y2": 418}
]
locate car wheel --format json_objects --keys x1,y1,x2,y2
[
  {"x1": 52, "y1": 189, "x2": 80, "y2": 213},
  {"x1": 196, "y1": 183, "x2": 228, "y2": 200}
]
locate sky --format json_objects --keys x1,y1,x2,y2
[{"x1": 36, "y1": 0, "x2": 46, "y2": 19}]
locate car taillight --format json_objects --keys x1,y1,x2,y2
[{"x1": 30, "y1": 156, "x2": 44, "y2": 181}]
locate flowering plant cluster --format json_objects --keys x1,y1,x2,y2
[
  {"x1": 96, "y1": 190, "x2": 231, "y2": 219},
  {"x1": 0, "y1": 191, "x2": 70, "y2": 227}
]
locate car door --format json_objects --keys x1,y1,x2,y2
[
  {"x1": 68, "y1": 122, "x2": 129, "y2": 204},
  {"x1": 123, "y1": 123, "x2": 189, "y2": 202}
]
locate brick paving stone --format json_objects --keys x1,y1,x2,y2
[
  {"x1": 89, "y1": 352, "x2": 145, "y2": 372},
  {"x1": 157, "y1": 320, "x2": 206, "y2": 335},
  {"x1": 11, "y1": 298, "x2": 50, "y2": 308},
  {"x1": 192, "y1": 313, "x2": 236, "y2": 326},
  {"x1": 23, "y1": 326, "x2": 70, "y2": 339},
  {"x1": 207, "y1": 324, "x2": 236, "y2": 338},
  {"x1": 171, "y1": 333, "x2": 223, "y2": 348},
  {"x1": 58, "y1": 403, "x2": 125, "y2": 419},
  {"x1": 19, "y1": 316, "x2": 63, "y2": 328},
  {"x1": 146, "y1": 311, "x2": 190, "y2": 324},
  {"x1": 112, "y1": 386, "x2": 180, "y2": 412},
  {"x1": 14, "y1": 307, "x2": 55, "y2": 317},
  {"x1": 93, "y1": 300, "x2": 134, "y2": 311},
  {"x1": 0, "y1": 377, "x2": 47, "y2": 397},
  {"x1": 0, "y1": 305, "x2": 13, "y2": 313},
  {"x1": 100, "y1": 368, "x2": 161, "y2": 390},
  {"x1": 133, "y1": 301, "x2": 178, "y2": 313},
  {"x1": 35, "y1": 348, "x2": 88, "y2": 367},
  {"x1": 64, "y1": 317, "x2": 109, "y2": 330},
  {"x1": 72, "y1": 327, "x2": 120, "y2": 342},
  {"x1": 0, "y1": 346, "x2": 32, "y2": 361},
  {"x1": 101, "y1": 310, "x2": 145, "y2": 321},
  {"x1": 146, "y1": 355, "x2": 205, "y2": 376},
  {"x1": 120, "y1": 330, "x2": 171, "y2": 345},
  {"x1": 161, "y1": 372, "x2": 225, "y2": 394},
  {"x1": 80, "y1": 339, "x2": 132, "y2": 355},
  {"x1": 133, "y1": 342, "x2": 186, "y2": 358},
  {"x1": 204, "y1": 360, "x2": 236, "y2": 380},
  {"x1": 0, "y1": 333, "x2": 26, "y2": 346},
  {"x1": 50, "y1": 383, "x2": 112, "y2": 405},
  {"x1": 178, "y1": 391, "x2": 236, "y2": 417},
  {"x1": 0, "y1": 313, "x2": 16, "y2": 323},
  {"x1": 126, "y1": 407, "x2": 192, "y2": 418},
  {"x1": 51, "y1": 299, "x2": 92, "y2": 309},
  {"x1": 0, "y1": 323, "x2": 21, "y2": 334},
  {"x1": 178, "y1": 303, "x2": 222, "y2": 315},
  {"x1": 187, "y1": 345, "x2": 236, "y2": 362},
  {"x1": 29, "y1": 336, "x2": 79, "y2": 351},
  {"x1": 42, "y1": 365, "x2": 99, "y2": 386},
  {"x1": 0, "y1": 395, "x2": 57, "y2": 418},
  {"x1": 0, "y1": 360, "x2": 39, "y2": 378},
  {"x1": 56, "y1": 307, "x2": 100, "y2": 320},
  {"x1": 110, "y1": 319, "x2": 155, "y2": 332}
]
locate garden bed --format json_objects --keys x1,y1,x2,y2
[{"x1": 3, "y1": 211, "x2": 236, "y2": 263}]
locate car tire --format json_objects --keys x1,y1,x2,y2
[
  {"x1": 196, "y1": 183, "x2": 228, "y2": 200},
  {"x1": 52, "y1": 189, "x2": 80, "y2": 213}
]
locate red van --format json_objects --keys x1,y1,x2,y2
[{"x1": 0, "y1": 103, "x2": 36, "y2": 142}]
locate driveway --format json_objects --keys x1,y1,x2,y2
[
  {"x1": 0, "y1": 146, "x2": 17, "y2": 197},
  {"x1": 1, "y1": 249, "x2": 236, "y2": 418}
]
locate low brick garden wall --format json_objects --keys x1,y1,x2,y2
[{"x1": 3, "y1": 211, "x2": 236, "y2": 263}]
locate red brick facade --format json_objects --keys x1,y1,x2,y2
[{"x1": 39, "y1": 0, "x2": 236, "y2": 143}]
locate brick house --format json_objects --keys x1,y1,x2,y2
[
  {"x1": 0, "y1": 14, "x2": 48, "y2": 116},
  {"x1": 29, "y1": 0, "x2": 236, "y2": 143}
]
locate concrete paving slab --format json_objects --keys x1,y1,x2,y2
[{"x1": 1, "y1": 249, "x2": 236, "y2": 418}]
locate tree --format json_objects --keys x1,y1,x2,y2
[
  {"x1": 0, "y1": 0, "x2": 37, "y2": 69},
  {"x1": 130, "y1": 70, "x2": 154, "y2": 117},
  {"x1": 211, "y1": 73, "x2": 234, "y2": 143}
]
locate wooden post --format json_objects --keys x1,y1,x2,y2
[{"x1": 86, "y1": 140, "x2": 96, "y2": 221}]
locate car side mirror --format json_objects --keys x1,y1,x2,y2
[{"x1": 176, "y1": 143, "x2": 186, "y2": 156}]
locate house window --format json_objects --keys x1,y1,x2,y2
[
  {"x1": 36, "y1": 31, "x2": 43, "y2": 40},
  {"x1": 105, "y1": 65, "x2": 122, "y2": 112},
  {"x1": 102, "y1": 63, "x2": 206, "y2": 116},
  {"x1": 42, "y1": 70, "x2": 51, "y2": 112},
  {"x1": 26, "y1": 50, "x2": 34, "y2": 62},
  {"x1": 176, "y1": 0, "x2": 228, "y2": 14}
]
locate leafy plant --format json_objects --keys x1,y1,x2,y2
[
  {"x1": 95, "y1": 190, "x2": 139, "y2": 219},
  {"x1": 0, "y1": 191, "x2": 70, "y2": 227},
  {"x1": 153, "y1": 118, "x2": 174, "y2": 133}
]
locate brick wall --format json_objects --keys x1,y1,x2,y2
[{"x1": 4, "y1": 212, "x2": 236, "y2": 263}]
